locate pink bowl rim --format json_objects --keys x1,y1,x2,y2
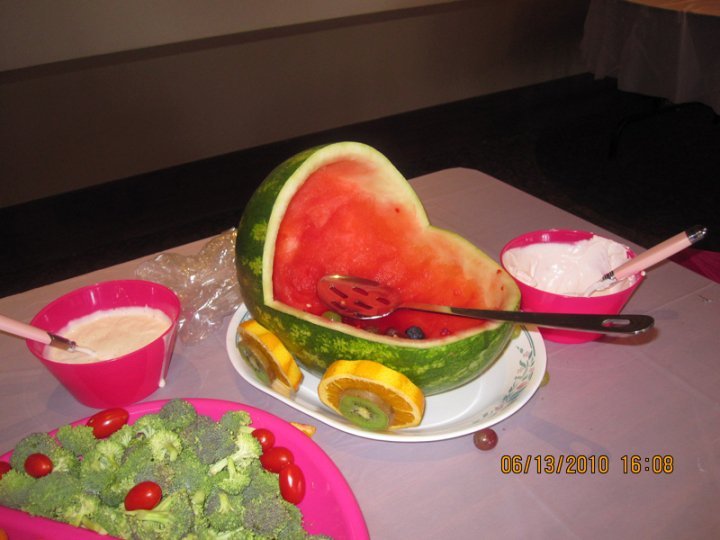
[
  {"x1": 27, "y1": 279, "x2": 181, "y2": 366},
  {"x1": 500, "y1": 228, "x2": 644, "y2": 299}
]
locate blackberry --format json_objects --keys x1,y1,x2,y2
[{"x1": 405, "y1": 326, "x2": 425, "y2": 339}]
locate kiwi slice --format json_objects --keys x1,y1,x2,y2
[
  {"x1": 238, "y1": 342, "x2": 273, "y2": 386},
  {"x1": 240, "y1": 340, "x2": 298, "y2": 397},
  {"x1": 338, "y1": 389, "x2": 394, "y2": 431}
]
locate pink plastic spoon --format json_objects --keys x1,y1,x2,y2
[
  {"x1": 0, "y1": 313, "x2": 96, "y2": 356},
  {"x1": 584, "y1": 225, "x2": 708, "y2": 296}
]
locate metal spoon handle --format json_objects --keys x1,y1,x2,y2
[{"x1": 400, "y1": 303, "x2": 654, "y2": 335}]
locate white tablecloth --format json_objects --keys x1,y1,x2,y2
[{"x1": 1, "y1": 168, "x2": 719, "y2": 539}]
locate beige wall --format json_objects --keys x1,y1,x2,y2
[
  {"x1": 0, "y1": 0, "x2": 460, "y2": 71},
  {"x1": 0, "y1": 0, "x2": 589, "y2": 207}
]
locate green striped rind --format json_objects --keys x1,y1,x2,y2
[{"x1": 235, "y1": 142, "x2": 519, "y2": 395}]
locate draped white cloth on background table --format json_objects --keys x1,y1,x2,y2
[{"x1": 582, "y1": 0, "x2": 720, "y2": 113}]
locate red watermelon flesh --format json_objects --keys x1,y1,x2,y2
[{"x1": 273, "y1": 159, "x2": 510, "y2": 340}]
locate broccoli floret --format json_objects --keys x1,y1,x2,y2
[
  {"x1": 11, "y1": 431, "x2": 79, "y2": 477},
  {"x1": 218, "y1": 410, "x2": 252, "y2": 437},
  {"x1": 189, "y1": 487, "x2": 211, "y2": 533},
  {"x1": 242, "y1": 492, "x2": 305, "y2": 540},
  {"x1": 209, "y1": 431, "x2": 262, "y2": 476},
  {"x1": 195, "y1": 528, "x2": 259, "y2": 540},
  {"x1": 79, "y1": 438, "x2": 124, "y2": 493},
  {"x1": 204, "y1": 488, "x2": 245, "y2": 532},
  {"x1": 126, "y1": 489, "x2": 195, "y2": 540},
  {"x1": 55, "y1": 424, "x2": 97, "y2": 457},
  {"x1": 181, "y1": 415, "x2": 236, "y2": 465},
  {"x1": 148, "y1": 429, "x2": 183, "y2": 462},
  {"x1": 132, "y1": 413, "x2": 167, "y2": 439},
  {"x1": 168, "y1": 452, "x2": 212, "y2": 530},
  {"x1": 233, "y1": 430, "x2": 262, "y2": 460},
  {"x1": 142, "y1": 461, "x2": 179, "y2": 494},
  {"x1": 108, "y1": 422, "x2": 135, "y2": 448},
  {"x1": 24, "y1": 471, "x2": 83, "y2": 519},
  {"x1": 241, "y1": 461, "x2": 282, "y2": 502},
  {"x1": 213, "y1": 457, "x2": 251, "y2": 495},
  {"x1": 102, "y1": 437, "x2": 186, "y2": 506},
  {"x1": 233, "y1": 431, "x2": 262, "y2": 461},
  {"x1": 0, "y1": 469, "x2": 34, "y2": 509},
  {"x1": 168, "y1": 450, "x2": 210, "y2": 496},
  {"x1": 159, "y1": 398, "x2": 199, "y2": 431},
  {"x1": 98, "y1": 480, "x2": 131, "y2": 510},
  {"x1": 126, "y1": 438, "x2": 152, "y2": 463},
  {"x1": 85, "y1": 438, "x2": 124, "y2": 470},
  {"x1": 9, "y1": 432, "x2": 59, "y2": 470},
  {"x1": 99, "y1": 442, "x2": 155, "y2": 507},
  {"x1": 56, "y1": 492, "x2": 104, "y2": 531},
  {"x1": 121, "y1": 433, "x2": 155, "y2": 466},
  {"x1": 237, "y1": 461, "x2": 308, "y2": 539},
  {"x1": 93, "y1": 505, "x2": 133, "y2": 539},
  {"x1": 49, "y1": 445, "x2": 80, "y2": 476},
  {"x1": 109, "y1": 447, "x2": 176, "y2": 500}
]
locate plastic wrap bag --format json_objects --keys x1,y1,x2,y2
[{"x1": 135, "y1": 228, "x2": 242, "y2": 344}]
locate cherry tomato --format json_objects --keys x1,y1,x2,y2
[
  {"x1": 87, "y1": 407, "x2": 129, "y2": 439},
  {"x1": 279, "y1": 463, "x2": 306, "y2": 504},
  {"x1": 259, "y1": 446, "x2": 294, "y2": 473},
  {"x1": 124, "y1": 481, "x2": 162, "y2": 511},
  {"x1": 24, "y1": 453, "x2": 53, "y2": 478},
  {"x1": 473, "y1": 428, "x2": 498, "y2": 451},
  {"x1": 0, "y1": 461, "x2": 11, "y2": 479},
  {"x1": 251, "y1": 428, "x2": 275, "y2": 452}
]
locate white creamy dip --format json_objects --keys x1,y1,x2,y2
[
  {"x1": 46, "y1": 306, "x2": 172, "y2": 364},
  {"x1": 502, "y1": 236, "x2": 633, "y2": 296}
]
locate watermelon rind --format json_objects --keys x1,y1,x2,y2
[{"x1": 236, "y1": 142, "x2": 520, "y2": 395}]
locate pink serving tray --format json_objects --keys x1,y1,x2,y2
[{"x1": 0, "y1": 398, "x2": 369, "y2": 540}]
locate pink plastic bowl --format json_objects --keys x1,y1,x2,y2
[
  {"x1": 500, "y1": 229, "x2": 643, "y2": 344},
  {"x1": 27, "y1": 280, "x2": 181, "y2": 408}
]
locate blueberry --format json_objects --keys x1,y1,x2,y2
[{"x1": 405, "y1": 326, "x2": 425, "y2": 339}]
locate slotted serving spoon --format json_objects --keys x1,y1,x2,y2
[{"x1": 317, "y1": 275, "x2": 654, "y2": 336}]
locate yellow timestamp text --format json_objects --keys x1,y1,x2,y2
[
  {"x1": 620, "y1": 454, "x2": 674, "y2": 474},
  {"x1": 500, "y1": 454, "x2": 674, "y2": 475}
]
